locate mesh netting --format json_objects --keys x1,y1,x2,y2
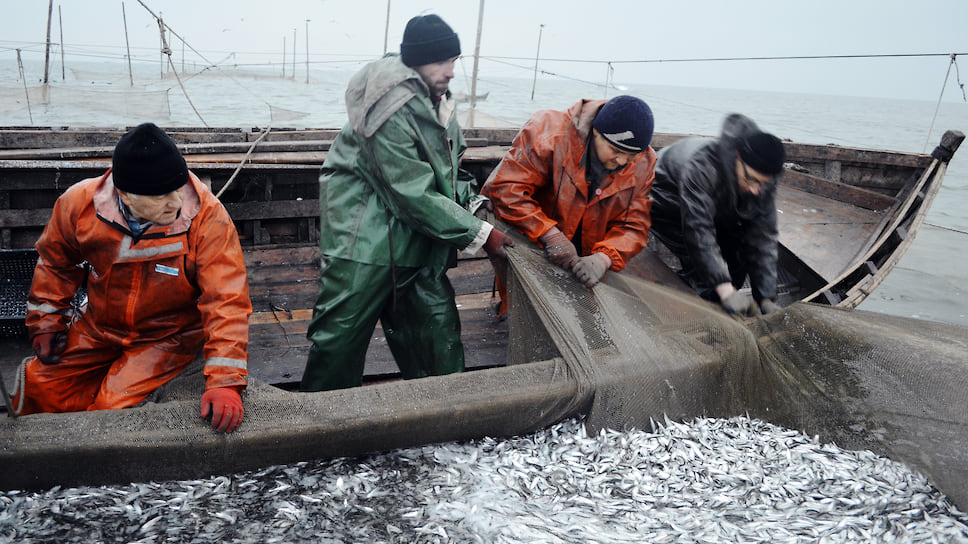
[
  {"x1": 269, "y1": 104, "x2": 310, "y2": 123},
  {"x1": 0, "y1": 85, "x2": 49, "y2": 114},
  {"x1": 45, "y1": 86, "x2": 172, "y2": 119},
  {"x1": 0, "y1": 85, "x2": 171, "y2": 119},
  {"x1": 742, "y1": 304, "x2": 968, "y2": 508},
  {"x1": 2, "y1": 238, "x2": 967, "y2": 511},
  {"x1": 505, "y1": 245, "x2": 755, "y2": 433},
  {"x1": 502, "y1": 238, "x2": 968, "y2": 508}
]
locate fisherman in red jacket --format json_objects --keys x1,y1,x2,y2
[
  {"x1": 481, "y1": 95, "x2": 656, "y2": 315},
  {"x1": 14, "y1": 123, "x2": 251, "y2": 433}
]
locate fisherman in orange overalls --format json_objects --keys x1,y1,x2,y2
[
  {"x1": 15, "y1": 123, "x2": 251, "y2": 433},
  {"x1": 481, "y1": 95, "x2": 657, "y2": 315}
]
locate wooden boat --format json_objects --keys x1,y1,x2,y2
[
  {"x1": 452, "y1": 91, "x2": 489, "y2": 103},
  {"x1": 0, "y1": 126, "x2": 965, "y2": 505}
]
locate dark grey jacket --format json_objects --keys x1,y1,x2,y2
[{"x1": 650, "y1": 113, "x2": 778, "y2": 302}]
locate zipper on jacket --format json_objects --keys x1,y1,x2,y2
[{"x1": 445, "y1": 135, "x2": 458, "y2": 201}]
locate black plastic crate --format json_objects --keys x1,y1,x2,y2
[{"x1": 0, "y1": 249, "x2": 38, "y2": 338}]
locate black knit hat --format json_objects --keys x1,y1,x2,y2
[
  {"x1": 112, "y1": 123, "x2": 188, "y2": 196},
  {"x1": 592, "y1": 95, "x2": 654, "y2": 153},
  {"x1": 739, "y1": 131, "x2": 785, "y2": 176},
  {"x1": 400, "y1": 14, "x2": 460, "y2": 67}
]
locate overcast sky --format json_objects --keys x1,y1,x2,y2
[{"x1": 2, "y1": 0, "x2": 967, "y2": 102}]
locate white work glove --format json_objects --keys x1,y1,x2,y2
[
  {"x1": 721, "y1": 291, "x2": 756, "y2": 316},
  {"x1": 572, "y1": 252, "x2": 611, "y2": 288}
]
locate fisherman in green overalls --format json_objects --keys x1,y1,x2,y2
[{"x1": 300, "y1": 14, "x2": 513, "y2": 391}]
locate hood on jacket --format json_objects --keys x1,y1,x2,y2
[
  {"x1": 716, "y1": 113, "x2": 762, "y2": 173},
  {"x1": 567, "y1": 99, "x2": 607, "y2": 143},
  {"x1": 345, "y1": 53, "x2": 451, "y2": 138}
]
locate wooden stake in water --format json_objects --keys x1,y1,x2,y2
[
  {"x1": 16, "y1": 50, "x2": 33, "y2": 124},
  {"x1": 58, "y1": 5, "x2": 65, "y2": 81},
  {"x1": 43, "y1": 0, "x2": 53, "y2": 84},
  {"x1": 123, "y1": 2, "x2": 134, "y2": 86},
  {"x1": 468, "y1": 0, "x2": 485, "y2": 128}
]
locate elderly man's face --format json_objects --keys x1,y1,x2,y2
[
  {"x1": 414, "y1": 56, "x2": 457, "y2": 97},
  {"x1": 118, "y1": 188, "x2": 184, "y2": 226}
]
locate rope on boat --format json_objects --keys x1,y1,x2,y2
[
  {"x1": 155, "y1": 18, "x2": 207, "y2": 127},
  {"x1": 135, "y1": 0, "x2": 281, "y2": 126},
  {"x1": 134, "y1": 1, "x2": 209, "y2": 127},
  {"x1": 924, "y1": 54, "x2": 967, "y2": 153},
  {"x1": 215, "y1": 124, "x2": 272, "y2": 199},
  {"x1": 926, "y1": 222, "x2": 968, "y2": 237}
]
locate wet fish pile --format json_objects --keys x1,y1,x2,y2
[{"x1": 2, "y1": 416, "x2": 967, "y2": 543}]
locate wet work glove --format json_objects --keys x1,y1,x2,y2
[
  {"x1": 572, "y1": 252, "x2": 611, "y2": 288},
  {"x1": 759, "y1": 299, "x2": 782, "y2": 315},
  {"x1": 720, "y1": 290, "x2": 757, "y2": 316},
  {"x1": 32, "y1": 331, "x2": 68, "y2": 365},
  {"x1": 483, "y1": 228, "x2": 515, "y2": 258},
  {"x1": 539, "y1": 227, "x2": 579, "y2": 269},
  {"x1": 200, "y1": 386, "x2": 244, "y2": 433}
]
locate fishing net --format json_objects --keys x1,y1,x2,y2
[
  {"x1": 0, "y1": 84, "x2": 171, "y2": 119},
  {"x1": 0, "y1": 85, "x2": 49, "y2": 115},
  {"x1": 502, "y1": 240, "x2": 968, "y2": 509},
  {"x1": 2, "y1": 237, "x2": 967, "y2": 512},
  {"x1": 44, "y1": 86, "x2": 172, "y2": 119},
  {"x1": 269, "y1": 104, "x2": 310, "y2": 123},
  {"x1": 504, "y1": 244, "x2": 754, "y2": 432}
]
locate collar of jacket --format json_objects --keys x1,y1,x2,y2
[{"x1": 567, "y1": 98, "x2": 607, "y2": 143}]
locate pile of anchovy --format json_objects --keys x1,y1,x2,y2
[{"x1": 2, "y1": 416, "x2": 967, "y2": 543}]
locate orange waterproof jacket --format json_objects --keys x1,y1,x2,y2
[
  {"x1": 482, "y1": 99, "x2": 656, "y2": 271},
  {"x1": 26, "y1": 170, "x2": 251, "y2": 390}
]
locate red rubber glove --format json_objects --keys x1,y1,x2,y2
[
  {"x1": 32, "y1": 331, "x2": 67, "y2": 365},
  {"x1": 200, "y1": 387, "x2": 244, "y2": 433},
  {"x1": 572, "y1": 252, "x2": 611, "y2": 287},
  {"x1": 483, "y1": 228, "x2": 515, "y2": 258},
  {"x1": 539, "y1": 227, "x2": 579, "y2": 269}
]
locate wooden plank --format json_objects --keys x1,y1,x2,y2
[
  {"x1": 781, "y1": 169, "x2": 897, "y2": 211},
  {"x1": 223, "y1": 199, "x2": 319, "y2": 221},
  {"x1": 0, "y1": 143, "x2": 319, "y2": 161},
  {"x1": 184, "y1": 151, "x2": 326, "y2": 165},
  {"x1": 449, "y1": 257, "x2": 498, "y2": 297},
  {"x1": 0, "y1": 207, "x2": 52, "y2": 229},
  {"x1": 244, "y1": 244, "x2": 319, "y2": 266},
  {"x1": 0, "y1": 203, "x2": 319, "y2": 240},
  {"x1": 776, "y1": 185, "x2": 883, "y2": 281},
  {"x1": 247, "y1": 266, "x2": 317, "y2": 286},
  {"x1": 0, "y1": 127, "x2": 251, "y2": 150},
  {"x1": 244, "y1": 248, "x2": 494, "y2": 312},
  {"x1": 247, "y1": 290, "x2": 507, "y2": 386},
  {"x1": 784, "y1": 142, "x2": 929, "y2": 168}
]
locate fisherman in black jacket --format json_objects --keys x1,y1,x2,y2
[{"x1": 649, "y1": 113, "x2": 785, "y2": 315}]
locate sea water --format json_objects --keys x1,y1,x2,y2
[{"x1": 2, "y1": 59, "x2": 966, "y2": 325}]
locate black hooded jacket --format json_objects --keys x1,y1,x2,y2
[{"x1": 649, "y1": 113, "x2": 778, "y2": 302}]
